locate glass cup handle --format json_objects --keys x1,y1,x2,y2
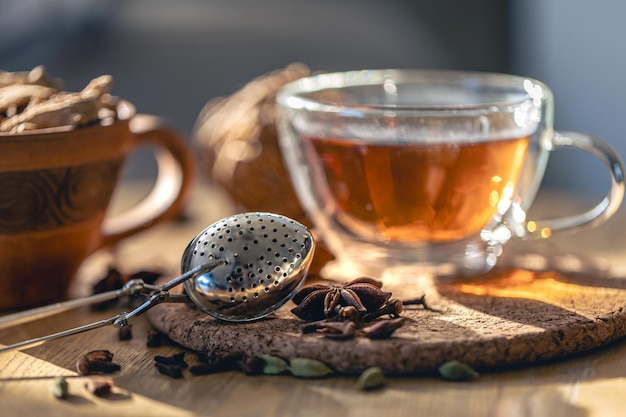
[
  {"x1": 524, "y1": 131, "x2": 625, "y2": 239},
  {"x1": 99, "y1": 114, "x2": 194, "y2": 248}
]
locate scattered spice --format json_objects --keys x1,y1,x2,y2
[
  {"x1": 438, "y1": 360, "x2": 479, "y2": 381},
  {"x1": 362, "y1": 317, "x2": 407, "y2": 339},
  {"x1": 189, "y1": 352, "x2": 242, "y2": 376},
  {"x1": 154, "y1": 352, "x2": 188, "y2": 368},
  {"x1": 403, "y1": 293, "x2": 440, "y2": 312},
  {"x1": 84, "y1": 378, "x2": 115, "y2": 397},
  {"x1": 118, "y1": 325, "x2": 133, "y2": 341},
  {"x1": 362, "y1": 298, "x2": 403, "y2": 321},
  {"x1": 291, "y1": 277, "x2": 391, "y2": 321},
  {"x1": 91, "y1": 267, "x2": 125, "y2": 311},
  {"x1": 357, "y1": 367, "x2": 386, "y2": 391},
  {"x1": 257, "y1": 354, "x2": 289, "y2": 375},
  {"x1": 50, "y1": 376, "x2": 69, "y2": 399},
  {"x1": 292, "y1": 278, "x2": 411, "y2": 340},
  {"x1": 90, "y1": 265, "x2": 166, "y2": 311},
  {"x1": 288, "y1": 358, "x2": 334, "y2": 378},
  {"x1": 301, "y1": 320, "x2": 356, "y2": 339},
  {"x1": 240, "y1": 356, "x2": 265, "y2": 375},
  {"x1": 146, "y1": 330, "x2": 164, "y2": 348},
  {"x1": 76, "y1": 350, "x2": 121, "y2": 376},
  {"x1": 154, "y1": 362, "x2": 184, "y2": 379},
  {"x1": 189, "y1": 362, "x2": 230, "y2": 376}
]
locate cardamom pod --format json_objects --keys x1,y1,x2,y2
[
  {"x1": 50, "y1": 376, "x2": 69, "y2": 399},
  {"x1": 288, "y1": 358, "x2": 334, "y2": 378},
  {"x1": 258, "y1": 354, "x2": 289, "y2": 375},
  {"x1": 438, "y1": 360, "x2": 479, "y2": 381},
  {"x1": 357, "y1": 367, "x2": 385, "y2": 391}
]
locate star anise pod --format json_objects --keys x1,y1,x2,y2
[{"x1": 291, "y1": 277, "x2": 392, "y2": 321}]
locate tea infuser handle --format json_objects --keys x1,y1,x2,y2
[
  {"x1": 523, "y1": 131, "x2": 625, "y2": 238},
  {"x1": 0, "y1": 280, "x2": 145, "y2": 331},
  {"x1": 0, "y1": 262, "x2": 224, "y2": 353},
  {"x1": 0, "y1": 316, "x2": 119, "y2": 353}
]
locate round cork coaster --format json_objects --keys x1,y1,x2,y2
[{"x1": 146, "y1": 251, "x2": 626, "y2": 375}]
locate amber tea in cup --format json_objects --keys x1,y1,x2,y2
[{"x1": 277, "y1": 69, "x2": 624, "y2": 278}]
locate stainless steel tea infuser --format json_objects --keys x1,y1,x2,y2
[{"x1": 0, "y1": 212, "x2": 315, "y2": 353}]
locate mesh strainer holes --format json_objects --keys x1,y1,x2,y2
[
  {"x1": 238, "y1": 277, "x2": 244, "y2": 282},
  {"x1": 226, "y1": 276, "x2": 232, "y2": 282},
  {"x1": 193, "y1": 250, "x2": 197, "y2": 255},
  {"x1": 240, "y1": 287, "x2": 245, "y2": 292},
  {"x1": 228, "y1": 237, "x2": 233, "y2": 242},
  {"x1": 261, "y1": 225, "x2": 266, "y2": 230},
  {"x1": 259, "y1": 255, "x2": 265, "y2": 261},
  {"x1": 219, "y1": 247, "x2": 225, "y2": 252},
  {"x1": 282, "y1": 273, "x2": 288, "y2": 277},
  {"x1": 253, "y1": 239, "x2": 258, "y2": 244},
  {"x1": 203, "y1": 241, "x2": 208, "y2": 246},
  {"x1": 236, "y1": 267, "x2": 242, "y2": 273},
  {"x1": 264, "y1": 287, "x2": 270, "y2": 293},
  {"x1": 274, "y1": 266, "x2": 281, "y2": 272},
  {"x1": 274, "y1": 280, "x2": 280, "y2": 286},
  {"x1": 267, "y1": 261, "x2": 273, "y2": 266},
  {"x1": 243, "y1": 246, "x2": 249, "y2": 251},
  {"x1": 228, "y1": 287, "x2": 233, "y2": 292},
  {"x1": 218, "y1": 235, "x2": 223, "y2": 239},
  {"x1": 254, "y1": 292, "x2": 259, "y2": 298},
  {"x1": 272, "y1": 238, "x2": 278, "y2": 243},
  {"x1": 273, "y1": 228, "x2": 278, "y2": 233},
  {"x1": 242, "y1": 296, "x2": 248, "y2": 302},
  {"x1": 230, "y1": 296, "x2": 235, "y2": 302},
  {"x1": 267, "y1": 247, "x2": 272, "y2": 252},
  {"x1": 282, "y1": 257, "x2": 288, "y2": 263},
  {"x1": 238, "y1": 230, "x2": 244, "y2": 235},
  {"x1": 280, "y1": 243, "x2": 286, "y2": 248},
  {"x1": 199, "y1": 252, "x2": 205, "y2": 257},
  {"x1": 233, "y1": 252, "x2": 239, "y2": 258}
]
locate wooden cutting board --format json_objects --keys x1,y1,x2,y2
[{"x1": 147, "y1": 251, "x2": 626, "y2": 375}]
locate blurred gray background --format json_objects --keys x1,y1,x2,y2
[{"x1": 1, "y1": 0, "x2": 624, "y2": 201}]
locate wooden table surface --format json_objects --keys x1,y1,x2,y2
[{"x1": 2, "y1": 181, "x2": 626, "y2": 417}]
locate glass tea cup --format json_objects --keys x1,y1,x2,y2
[{"x1": 276, "y1": 69, "x2": 624, "y2": 279}]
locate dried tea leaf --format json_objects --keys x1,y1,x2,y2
[
  {"x1": 288, "y1": 358, "x2": 334, "y2": 378},
  {"x1": 357, "y1": 367, "x2": 386, "y2": 391},
  {"x1": 438, "y1": 360, "x2": 479, "y2": 381},
  {"x1": 257, "y1": 354, "x2": 288, "y2": 375}
]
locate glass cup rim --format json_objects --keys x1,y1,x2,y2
[{"x1": 277, "y1": 69, "x2": 552, "y2": 114}]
